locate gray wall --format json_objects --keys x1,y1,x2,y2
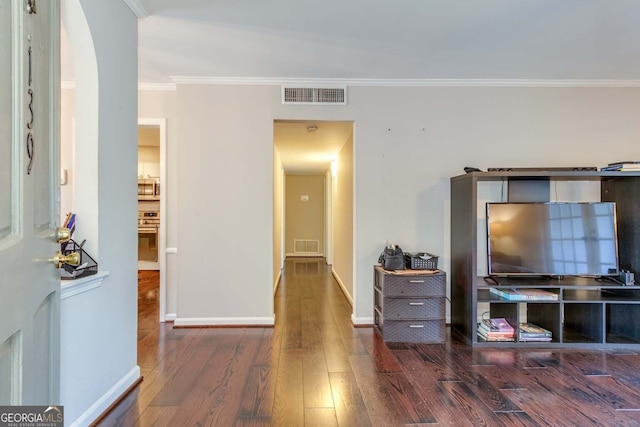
[
  {"x1": 137, "y1": 84, "x2": 640, "y2": 325},
  {"x1": 60, "y1": 0, "x2": 139, "y2": 424}
]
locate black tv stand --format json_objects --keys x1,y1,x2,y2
[{"x1": 451, "y1": 170, "x2": 640, "y2": 348}]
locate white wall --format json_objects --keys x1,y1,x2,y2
[
  {"x1": 332, "y1": 135, "x2": 354, "y2": 301},
  {"x1": 273, "y1": 149, "x2": 284, "y2": 290},
  {"x1": 60, "y1": 0, "x2": 139, "y2": 425},
  {"x1": 173, "y1": 85, "x2": 275, "y2": 325},
  {"x1": 139, "y1": 84, "x2": 640, "y2": 326}
]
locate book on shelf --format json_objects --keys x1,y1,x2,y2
[
  {"x1": 518, "y1": 322, "x2": 552, "y2": 341},
  {"x1": 477, "y1": 318, "x2": 515, "y2": 341},
  {"x1": 478, "y1": 332, "x2": 515, "y2": 342},
  {"x1": 490, "y1": 287, "x2": 558, "y2": 301},
  {"x1": 601, "y1": 161, "x2": 640, "y2": 171},
  {"x1": 478, "y1": 324, "x2": 514, "y2": 338},
  {"x1": 483, "y1": 317, "x2": 515, "y2": 332}
]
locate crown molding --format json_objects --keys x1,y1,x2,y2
[
  {"x1": 122, "y1": 0, "x2": 149, "y2": 18},
  {"x1": 170, "y1": 76, "x2": 640, "y2": 88}
]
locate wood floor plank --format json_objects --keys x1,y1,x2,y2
[
  {"x1": 439, "y1": 380, "x2": 509, "y2": 427},
  {"x1": 135, "y1": 406, "x2": 177, "y2": 427},
  {"x1": 272, "y1": 348, "x2": 304, "y2": 427},
  {"x1": 392, "y1": 348, "x2": 474, "y2": 426},
  {"x1": 506, "y1": 365, "x2": 633, "y2": 426},
  {"x1": 96, "y1": 261, "x2": 640, "y2": 427},
  {"x1": 165, "y1": 329, "x2": 263, "y2": 426},
  {"x1": 350, "y1": 354, "x2": 436, "y2": 426},
  {"x1": 328, "y1": 372, "x2": 372, "y2": 427},
  {"x1": 302, "y1": 349, "x2": 333, "y2": 408},
  {"x1": 304, "y1": 408, "x2": 338, "y2": 427}
]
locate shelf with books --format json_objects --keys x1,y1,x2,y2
[
  {"x1": 451, "y1": 170, "x2": 640, "y2": 348},
  {"x1": 477, "y1": 317, "x2": 516, "y2": 342}
]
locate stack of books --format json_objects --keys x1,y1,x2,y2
[
  {"x1": 601, "y1": 161, "x2": 640, "y2": 172},
  {"x1": 477, "y1": 317, "x2": 515, "y2": 342},
  {"x1": 489, "y1": 287, "x2": 558, "y2": 301},
  {"x1": 519, "y1": 323, "x2": 552, "y2": 342}
]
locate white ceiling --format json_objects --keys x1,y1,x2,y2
[
  {"x1": 130, "y1": 0, "x2": 640, "y2": 83},
  {"x1": 274, "y1": 120, "x2": 353, "y2": 174},
  {"x1": 64, "y1": 0, "x2": 640, "y2": 173}
]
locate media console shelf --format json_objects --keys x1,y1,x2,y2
[{"x1": 450, "y1": 170, "x2": 640, "y2": 348}]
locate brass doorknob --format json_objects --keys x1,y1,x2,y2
[
  {"x1": 54, "y1": 227, "x2": 71, "y2": 243},
  {"x1": 50, "y1": 251, "x2": 80, "y2": 268}
]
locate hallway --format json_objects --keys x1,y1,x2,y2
[{"x1": 96, "y1": 259, "x2": 640, "y2": 426}]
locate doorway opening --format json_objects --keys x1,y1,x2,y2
[
  {"x1": 273, "y1": 119, "x2": 354, "y2": 308},
  {"x1": 137, "y1": 118, "x2": 167, "y2": 322}
]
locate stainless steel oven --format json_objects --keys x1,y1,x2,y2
[{"x1": 138, "y1": 210, "x2": 159, "y2": 263}]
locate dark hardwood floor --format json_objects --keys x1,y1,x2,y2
[{"x1": 96, "y1": 259, "x2": 640, "y2": 426}]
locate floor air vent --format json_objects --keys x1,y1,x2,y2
[
  {"x1": 282, "y1": 86, "x2": 347, "y2": 105},
  {"x1": 294, "y1": 239, "x2": 320, "y2": 254}
]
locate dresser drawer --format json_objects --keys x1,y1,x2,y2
[
  {"x1": 380, "y1": 297, "x2": 445, "y2": 319},
  {"x1": 376, "y1": 318, "x2": 445, "y2": 343},
  {"x1": 375, "y1": 269, "x2": 445, "y2": 297}
]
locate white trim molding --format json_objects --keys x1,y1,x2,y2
[
  {"x1": 170, "y1": 76, "x2": 640, "y2": 88},
  {"x1": 164, "y1": 313, "x2": 177, "y2": 322},
  {"x1": 174, "y1": 317, "x2": 275, "y2": 327},
  {"x1": 61, "y1": 271, "x2": 109, "y2": 300},
  {"x1": 331, "y1": 268, "x2": 353, "y2": 307},
  {"x1": 351, "y1": 315, "x2": 374, "y2": 326},
  {"x1": 68, "y1": 365, "x2": 141, "y2": 427}
]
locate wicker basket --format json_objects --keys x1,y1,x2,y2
[{"x1": 404, "y1": 252, "x2": 439, "y2": 269}]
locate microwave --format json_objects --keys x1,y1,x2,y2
[{"x1": 138, "y1": 178, "x2": 160, "y2": 200}]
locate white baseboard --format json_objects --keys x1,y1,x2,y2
[
  {"x1": 174, "y1": 316, "x2": 275, "y2": 327},
  {"x1": 331, "y1": 268, "x2": 353, "y2": 306},
  {"x1": 164, "y1": 313, "x2": 177, "y2": 322},
  {"x1": 69, "y1": 365, "x2": 141, "y2": 427},
  {"x1": 352, "y1": 315, "x2": 374, "y2": 326},
  {"x1": 273, "y1": 270, "x2": 282, "y2": 295},
  {"x1": 285, "y1": 252, "x2": 324, "y2": 257}
]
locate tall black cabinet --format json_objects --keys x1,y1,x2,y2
[{"x1": 450, "y1": 170, "x2": 640, "y2": 348}]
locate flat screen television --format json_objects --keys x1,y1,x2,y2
[{"x1": 487, "y1": 202, "x2": 619, "y2": 277}]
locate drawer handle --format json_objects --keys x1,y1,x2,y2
[
  {"x1": 409, "y1": 280, "x2": 425, "y2": 283},
  {"x1": 408, "y1": 302, "x2": 424, "y2": 306},
  {"x1": 408, "y1": 325, "x2": 424, "y2": 328}
]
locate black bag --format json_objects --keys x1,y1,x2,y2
[{"x1": 378, "y1": 244, "x2": 405, "y2": 270}]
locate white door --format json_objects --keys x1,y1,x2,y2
[{"x1": 0, "y1": 0, "x2": 61, "y2": 405}]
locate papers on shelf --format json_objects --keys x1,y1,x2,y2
[{"x1": 490, "y1": 287, "x2": 558, "y2": 301}]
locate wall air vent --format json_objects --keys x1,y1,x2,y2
[
  {"x1": 282, "y1": 86, "x2": 347, "y2": 105},
  {"x1": 294, "y1": 239, "x2": 320, "y2": 254}
]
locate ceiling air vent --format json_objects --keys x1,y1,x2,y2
[{"x1": 282, "y1": 86, "x2": 347, "y2": 105}]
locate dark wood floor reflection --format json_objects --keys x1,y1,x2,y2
[{"x1": 96, "y1": 260, "x2": 640, "y2": 426}]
